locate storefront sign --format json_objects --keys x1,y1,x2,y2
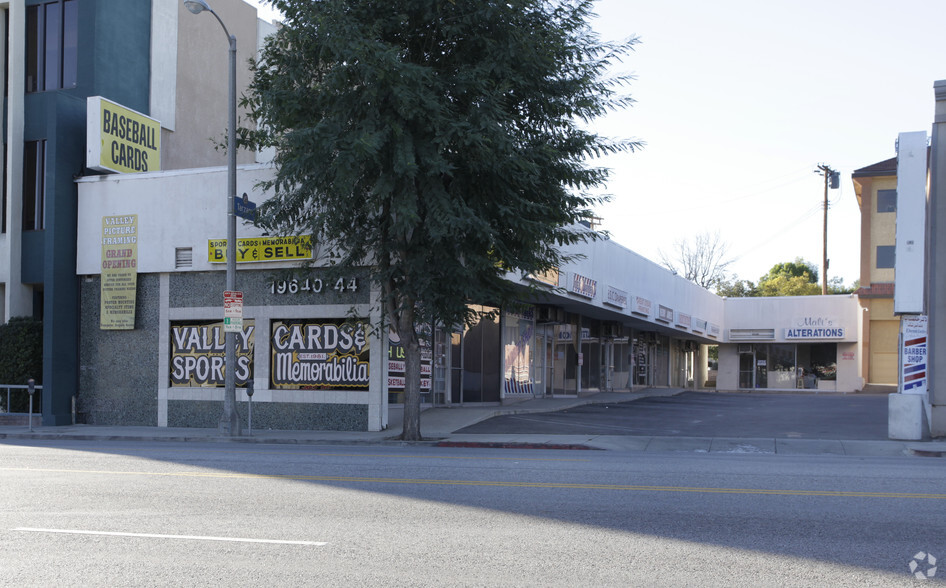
[
  {"x1": 387, "y1": 329, "x2": 432, "y2": 391},
  {"x1": 676, "y1": 312, "x2": 691, "y2": 329},
  {"x1": 271, "y1": 319, "x2": 370, "y2": 390},
  {"x1": 693, "y1": 318, "x2": 708, "y2": 333},
  {"x1": 87, "y1": 96, "x2": 161, "y2": 173},
  {"x1": 785, "y1": 327, "x2": 845, "y2": 339},
  {"x1": 901, "y1": 315, "x2": 928, "y2": 395},
  {"x1": 526, "y1": 267, "x2": 560, "y2": 288},
  {"x1": 657, "y1": 305, "x2": 673, "y2": 323},
  {"x1": 100, "y1": 215, "x2": 138, "y2": 330},
  {"x1": 605, "y1": 286, "x2": 628, "y2": 309},
  {"x1": 570, "y1": 273, "x2": 597, "y2": 299},
  {"x1": 169, "y1": 321, "x2": 254, "y2": 387},
  {"x1": 785, "y1": 316, "x2": 844, "y2": 339},
  {"x1": 208, "y1": 235, "x2": 313, "y2": 263},
  {"x1": 633, "y1": 297, "x2": 652, "y2": 317},
  {"x1": 708, "y1": 323, "x2": 721, "y2": 337}
]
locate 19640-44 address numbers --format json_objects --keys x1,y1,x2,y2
[{"x1": 270, "y1": 276, "x2": 359, "y2": 295}]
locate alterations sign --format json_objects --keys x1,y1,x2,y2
[
  {"x1": 87, "y1": 96, "x2": 161, "y2": 174},
  {"x1": 100, "y1": 215, "x2": 138, "y2": 330}
]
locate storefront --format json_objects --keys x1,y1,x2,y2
[{"x1": 716, "y1": 296, "x2": 861, "y2": 393}]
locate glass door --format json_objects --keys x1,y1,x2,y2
[{"x1": 739, "y1": 350, "x2": 754, "y2": 389}]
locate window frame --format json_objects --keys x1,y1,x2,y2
[
  {"x1": 22, "y1": 139, "x2": 46, "y2": 231},
  {"x1": 26, "y1": 0, "x2": 78, "y2": 93},
  {"x1": 876, "y1": 245, "x2": 896, "y2": 269},
  {"x1": 876, "y1": 189, "x2": 897, "y2": 213}
]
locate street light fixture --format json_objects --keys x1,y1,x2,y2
[{"x1": 184, "y1": 0, "x2": 241, "y2": 435}]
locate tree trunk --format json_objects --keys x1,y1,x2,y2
[
  {"x1": 401, "y1": 333, "x2": 423, "y2": 440},
  {"x1": 397, "y1": 306, "x2": 423, "y2": 440}
]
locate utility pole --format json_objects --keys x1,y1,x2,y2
[{"x1": 816, "y1": 164, "x2": 839, "y2": 294}]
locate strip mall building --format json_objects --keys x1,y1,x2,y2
[
  {"x1": 4, "y1": 0, "x2": 940, "y2": 435},
  {"x1": 74, "y1": 161, "x2": 864, "y2": 431}
]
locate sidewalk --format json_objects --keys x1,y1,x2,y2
[{"x1": 1, "y1": 387, "x2": 944, "y2": 457}]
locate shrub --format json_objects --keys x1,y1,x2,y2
[{"x1": 0, "y1": 316, "x2": 43, "y2": 385}]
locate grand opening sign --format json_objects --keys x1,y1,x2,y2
[{"x1": 87, "y1": 96, "x2": 161, "y2": 174}]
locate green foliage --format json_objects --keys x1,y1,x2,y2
[
  {"x1": 715, "y1": 278, "x2": 758, "y2": 298},
  {"x1": 757, "y1": 274, "x2": 822, "y2": 297},
  {"x1": 241, "y1": 0, "x2": 639, "y2": 438},
  {"x1": 242, "y1": 0, "x2": 639, "y2": 332},
  {"x1": 827, "y1": 276, "x2": 857, "y2": 295},
  {"x1": 762, "y1": 258, "x2": 819, "y2": 284},
  {"x1": 0, "y1": 317, "x2": 43, "y2": 385},
  {"x1": 717, "y1": 259, "x2": 856, "y2": 297}
]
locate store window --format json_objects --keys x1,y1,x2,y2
[
  {"x1": 22, "y1": 140, "x2": 46, "y2": 230},
  {"x1": 503, "y1": 309, "x2": 535, "y2": 396},
  {"x1": 26, "y1": 0, "x2": 78, "y2": 92},
  {"x1": 738, "y1": 343, "x2": 837, "y2": 390},
  {"x1": 876, "y1": 189, "x2": 896, "y2": 213},
  {"x1": 876, "y1": 245, "x2": 896, "y2": 269},
  {"x1": 460, "y1": 305, "x2": 501, "y2": 403}
]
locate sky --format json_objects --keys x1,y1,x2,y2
[{"x1": 247, "y1": 0, "x2": 946, "y2": 288}]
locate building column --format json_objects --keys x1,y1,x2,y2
[{"x1": 927, "y1": 80, "x2": 946, "y2": 437}]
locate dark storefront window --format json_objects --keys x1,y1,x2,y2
[
  {"x1": 22, "y1": 140, "x2": 46, "y2": 230},
  {"x1": 26, "y1": 0, "x2": 78, "y2": 93},
  {"x1": 461, "y1": 305, "x2": 501, "y2": 403},
  {"x1": 739, "y1": 343, "x2": 837, "y2": 389}
]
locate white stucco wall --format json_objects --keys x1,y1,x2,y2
[{"x1": 77, "y1": 164, "x2": 276, "y2": 275}]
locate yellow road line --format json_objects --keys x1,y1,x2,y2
[{"x1": 2, "y1": 466, "x2": 944, "y2": 499}]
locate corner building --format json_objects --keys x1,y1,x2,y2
[{"x1": 0, "y1": 0, "x2": 274, "y2": 424}]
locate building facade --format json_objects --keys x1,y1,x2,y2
[
  {"x1": 4, "y1": 0, "x2": 875, "y2": 434},
  {"x1": 851, "y1": 156, "x2": 901, "y2": 387},
  {"x1": 0, "y1": 0, "x2": 273, "y2": 424}
]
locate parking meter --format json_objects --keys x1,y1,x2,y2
[{"x1": 27, "y1": 378, "x2": 35, "y2": 432}]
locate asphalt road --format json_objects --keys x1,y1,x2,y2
[
  {"x1": 1, "y1": 439, "x2": 944, "y2": 586},
  {"x1": 458, "y1": 392, "x2": 890, "y2": 439}
]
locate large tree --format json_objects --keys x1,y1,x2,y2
[{"x1": 242, "y1": 0, "x2": 639, "y2": 439}]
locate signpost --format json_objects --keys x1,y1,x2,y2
[{"x1": 224, "y1": 290, "x2": 243, "y2": 333}]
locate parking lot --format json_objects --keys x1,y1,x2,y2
[{"x1": 457, "y1": 391, "x2": 890, "y2": 440}]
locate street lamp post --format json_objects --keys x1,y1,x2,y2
[{"x1": 184, "y1": 0, "x2": 241, "y2": 435}]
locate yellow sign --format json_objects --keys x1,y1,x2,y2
[
  {"x1": 87, "y1": 96, "x2": 161, "y2": 174},
  {"x1": 208, "y1": 236, "x2": 313, "y2": 263},
  {"x1": 100, "y1": 215, "x2": 138, "y2": 330}
]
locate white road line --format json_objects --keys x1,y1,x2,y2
[{"x1": 13, "y1": 528, "x2": 326, "y2": 546}]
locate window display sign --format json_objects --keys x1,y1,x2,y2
[
  {"x1": 100, "y1": 215, "x2": 138, "y2": 330},
  {"x1": 901, "y1": 316, "x2": 927, "y2": 395},
  {"x1": 271, "y1": 319, "x2": 370, "y2": 390},
  {"x1": 170, "y1": 320, "x2": 254, "y2": 387},
  {"x1": 387, "y1": 329, "x2": 432, "y2": 391}
]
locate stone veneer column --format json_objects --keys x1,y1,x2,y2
[{"x1": 928, "y1": 80, "x2": 946, "y2": 437}]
